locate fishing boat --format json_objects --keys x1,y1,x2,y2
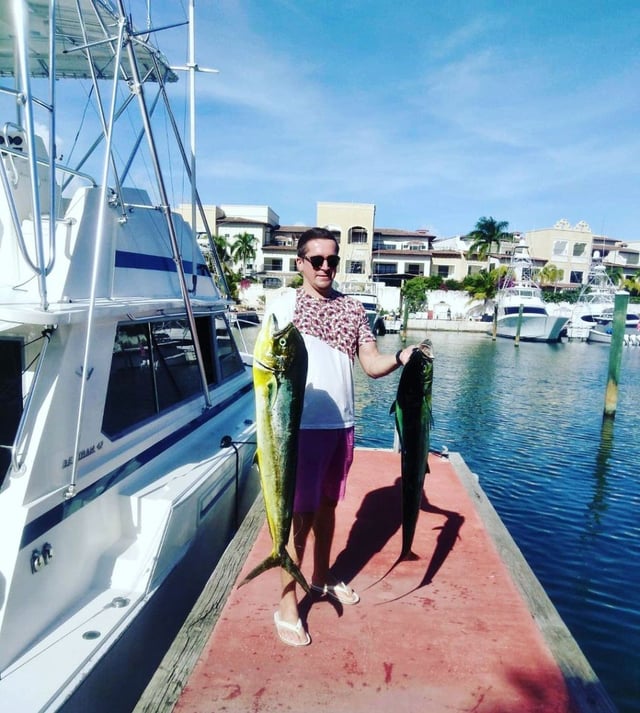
[
  {"x1": 0, "y1": 1, "x2": 259, "y2": 710},
  {"x1": 493, "y1": 241, "x2": 568, "y2": 342},
  {"x1": 341, "y1": 282, "x2": 386, "y2": 335},
  {"x1": 563, "y1": 255, "x2": 636, "y2": 341}
]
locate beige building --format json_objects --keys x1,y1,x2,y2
[
  {"x1": 177, "y1": 201, "x2": 639, "y2": 295},
  {"x1": 524, "y1": 219, "x2": 640, "y2": 285},
  {"x1": 316, "y1": 202, "x2": 376, "y2": 288}
]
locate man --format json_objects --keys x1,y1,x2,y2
[{"x1": 266, "y1": 227, "x2": 417, "y2": 646}]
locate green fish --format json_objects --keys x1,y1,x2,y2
[
  {"x1": 391, "y1": 339, "x2": 434, "y2": 561},
  {"x1": 238, "y1": 314, "x2": 310, "y2": 593}
]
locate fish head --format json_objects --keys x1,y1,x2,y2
[
  {"x1": 397, "y1": 339, "x2": 434, "y2": 408},
  {"x1": 253, "y1": 313, "x2": 307, "y2": 375}
]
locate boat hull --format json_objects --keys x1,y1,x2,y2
[{"x1": 495, "y1": 314, "x2": 568, "y2": 342}]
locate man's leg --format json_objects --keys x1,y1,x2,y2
[
  {"x1": 277, "y1": 511, "x2": 313, "y2": 645},
  {"x1": 311, "y1": 494, "x2": 337, "y2": 586}
]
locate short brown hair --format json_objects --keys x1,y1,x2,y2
[{"x1": 296, "y1": 227, "x2": 340, "y2": 257}]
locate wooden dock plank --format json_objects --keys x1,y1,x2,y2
[{"x1": 137, "y1": 449, "x2": 616, "y2": 713}]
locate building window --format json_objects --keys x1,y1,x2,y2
[
  {"x1": 264, "y1": 258, "x2": 283, "y2": 271},
  {"x1": 436, "y1": 265, "x2": 451, "y2": 278},
  {"x1": 627, "y1": 253, "x2": 639, "y2": 266},
  {"x1": 406, "y1": 263, "x2": 423, "y2": 276},
  {"x1": 347, "y1": 261, "x2": 364, "y2": 274},
  {"x1": 289, "y1": 258, "x2": 298, "y2": 271},
  {"x1": 569, "y1": 271, "x2": 582, "y2": 284},
  {"x1": 374, "y1": 262, "x2": 396, "y2": 275},
  {"x1": 573, "y1": 242, "x2": 587, "y2": 257},
  {"x1": 553, "y1": 240, "x2": 568, "y2": 257},
  {"x1": 348, "y1": 227, "x2": 368, "y2": 244}
]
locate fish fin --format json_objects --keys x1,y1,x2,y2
[{"x1": 389, "y1": 399, "x2": 396, "y2": 415}]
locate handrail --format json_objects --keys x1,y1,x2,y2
[{"x1": 1, "y1": 143, "x2": 96, "y2": 277}]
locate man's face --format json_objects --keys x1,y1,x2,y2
[{"x1": 297, "y1": 238, "x2": 339, "y2": 295}]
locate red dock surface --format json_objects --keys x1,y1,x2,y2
[{"x1": 170, "y1": 449, "x2": 600, "y2": 713}]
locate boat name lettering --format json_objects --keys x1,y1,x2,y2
[{"x1": 62, "y1": 441, "x2": 104, "y2": 468}]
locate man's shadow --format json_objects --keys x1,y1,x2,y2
[{"x1": 330, "y1": 476, "x2": 464, "y2": 597}]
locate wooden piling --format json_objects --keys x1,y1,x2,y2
[
  {"x1": 492, "y1": 304, "x2": 498, "y2": 340},
  {"x1": 514, "y1": 304, "x2": 524, "y2": 346},
  {"x1": 603, "y1": 291, "x2": 629, "y2": 418}
]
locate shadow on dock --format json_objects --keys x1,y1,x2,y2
[{"x1": 331, "y1": 476, "x2": 464, "y2": 599}]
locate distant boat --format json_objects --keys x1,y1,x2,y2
[
  {"x1": 563, "y1": 256, "x2": 639, "y2": 341},
  {"x1": 341, "y1": 282, "x2": 386, "y2": 335},
  {"x1": 586, "y1": 311, "x2": 640, "y2": 344},
  {"x1": 0, "y1": 1, "x2": 259, "y2": 710},
  {"x1": 494, "y1": 241, "x2": 568, "y2": 342}
]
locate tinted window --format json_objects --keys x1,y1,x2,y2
[{"x1": 103, "y1": 314, "x2": 237, "y2": 438}]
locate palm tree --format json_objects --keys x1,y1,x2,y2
[
  {"x1": 213, "y1": 234, "x2": 231, "y2": 264},
  {"x1": 538, "y1": 262, "x2": 561, "y2": 292},
  {"x1": 463, "y1": 267, "x2": 505, "y2": 309},
  {"x1": 231, "y1": 232, "x2": 257, "y2": 276},
  {"x1": 466, "y1": 217, "x2": 513, "y2": 260}
]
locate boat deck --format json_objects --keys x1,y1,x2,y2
[{"x1": 137, "y1": 449, "x2": 615, "y2": 713}]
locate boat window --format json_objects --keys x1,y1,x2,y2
[
  {"x1": 102, "y1": 315, "x2": 227, "y2": 438},
  {"x1": 216, "y1": 315, "x2": 245, "y2": 380},
  {"x1": 0, "y1": 339, "x2": 23, "y2": 487}
]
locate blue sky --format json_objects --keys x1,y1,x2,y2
[
  {"x1": 175, "y1": 0, "x2": 638, "y2": 240},
  {"x1": 6, "y1": 1, "x2": 639, "y2": 241}
]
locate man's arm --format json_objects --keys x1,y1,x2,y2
[{"x1": 357, "y1": 341, "x2": 417, "y2": 378}]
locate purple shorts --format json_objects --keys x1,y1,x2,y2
[{"x1": 294, "y1": 428, "x2": 355, "y2": 513}]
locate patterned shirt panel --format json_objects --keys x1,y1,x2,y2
[{"x1": 293, "y1": 289, "x2": 375, "y2": 360}]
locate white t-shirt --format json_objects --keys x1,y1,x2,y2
[{"x1": 265, "y1": 288, "x2": 375, "y2": 429}]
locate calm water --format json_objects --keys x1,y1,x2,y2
[{"x1": 355, "y1": 331, "x2": 639, "y2": 713}]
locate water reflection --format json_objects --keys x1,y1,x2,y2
[{"x1": 586, "y1": 418, "x2": 614, "y2": 530}]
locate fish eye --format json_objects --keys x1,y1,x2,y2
[{"x1": 278, "y1": 337, "x2": 287, "y2": 347}]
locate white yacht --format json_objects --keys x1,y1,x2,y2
[
  {"x1": 0, "y1": 1, "x2": 258, "y2": 710},
  {"x1": 566, "y1": 257, "x2": 619, "y2": 340},
  {"x1": 494, "y1": 241, "x2": 568, "y2": 342}
]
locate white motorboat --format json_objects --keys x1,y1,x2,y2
[
  {"x1": 564, "y1": 257, "x2": 634, "y2": 340},
  {"x1": 494, "y1": 241, "x2": 568, "y2": 342},
  {"x1": 586, "y1": 310, "x2": 640, "y2": 344},
  {"x1": 341, "y1": 282, "x2": 386, "y2": 335},
  {"x1": 0, "y1": 2, "x2": 259, "y2": 711}
]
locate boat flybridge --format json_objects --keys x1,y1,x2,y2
[{"x1": 0, "y1": 1, "x2": 259, "y2": 710}]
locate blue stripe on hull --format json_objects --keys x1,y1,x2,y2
[{"x1": 20, "y1": 382, "x2": 253, "y2": 549}]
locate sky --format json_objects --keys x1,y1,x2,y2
[{"x1": 5, "y1": 0, "x2": 639, "y2": 241}]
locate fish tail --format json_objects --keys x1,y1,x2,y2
[
  {"x1": 281, "y1": 548, "x2": 310, "y2": 593},
  {"x1": 237, "y1": 552, "x2": 282, "y2": 588},
  {"x1": 237, "y1": 549, "x2": 310, "y2": 594}
]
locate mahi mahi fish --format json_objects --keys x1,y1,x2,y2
[
  {"x1": 238, "y1": 314, "x2": 310, "y2": 592},
  {"x1": 391, "y1": 339, "x2": 434, "y2": 561}
]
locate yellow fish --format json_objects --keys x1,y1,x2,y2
[{"x1": 238, "y1": 314, "x2": 309, "y2": 592}]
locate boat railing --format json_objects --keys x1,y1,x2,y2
[{"x1": 1, "y1": 125, "x2": 97, "y2": 282}]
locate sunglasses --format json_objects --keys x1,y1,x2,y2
[{"x1": 303, "y1": 254, "x2": 340, "y2": 270}]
